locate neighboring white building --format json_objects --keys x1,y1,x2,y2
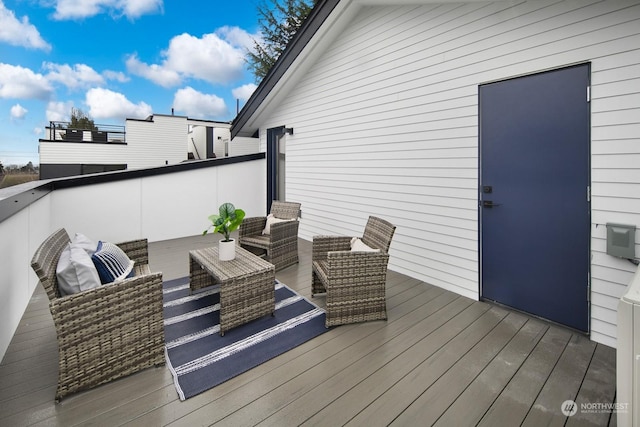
[
  {"x1": 233, "y1": 0, "x2": 640, "y2": 348},
  {"x1": 39, "y1": 114, "x2": 259, "y2": 179}
]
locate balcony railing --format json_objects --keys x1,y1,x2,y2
[
  {"x1": 0, "y1": 153, "x2": 266, "y2": 361},
  {"x1": 45, "y1": 121, "x2": 127, "y2": 143}
]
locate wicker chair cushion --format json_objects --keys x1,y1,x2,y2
[
  {"x1": 262, "y1": 214, "x2": 293, "y2": 235},
  {"x1": 350, "y1": 238, "x2": 380, "y2": 252},
  {"x1": 56, "y1": 242, "x2": 102, "y2": 296},
  {"x1": 92, "y1": 241, "x2": 135, "y2": 284}
]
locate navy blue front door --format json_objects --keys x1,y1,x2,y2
[{"x1": 480, "y1": 64, "x2": 590, "y2": 332}]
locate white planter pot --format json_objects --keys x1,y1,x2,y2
[{"x1": 219, "y1": 238, "x2": 236, "y2": 261}]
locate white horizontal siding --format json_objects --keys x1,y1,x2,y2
[
  {"x1": 589, "y1": 0, "x2": 640, "y2": 348},
  {"x1": 260, "y1": 0, "x2": 640, "y2": 346},
  {"x1": 229, "y1": 137, "x2": 260, "y2": 157},
  {"x1": 126, "y1": 115, "x2": 188, "y2": 168},
  {"x1": 39, "y1": 142, "x2": 129, "y2": 165}
]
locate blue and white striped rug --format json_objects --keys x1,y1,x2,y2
[{"x1": 163, "y1": 277, "x2": 329, "y2": 400}]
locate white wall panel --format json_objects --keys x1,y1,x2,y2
[
  {"x1": 0, "y1": 209, "x2": 33, "y2": 362},
  {"x1": 0, "y1": 193, "x2": 52, "y2": 361},
  {"x1": 140, "y1": 161, "x2": 266, "y2": 241},
  {"x1": 49, "y1": 162, "x2": 266, "y2": 244},
  {"x1": 50, "y1": 180, "x2": 143, "y2": 243}
]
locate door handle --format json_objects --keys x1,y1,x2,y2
[{"x1": 483, "y1": 200, "x2": 502, "y2": 208}]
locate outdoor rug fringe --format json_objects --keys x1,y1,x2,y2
[{"x1": 162, "y1": 277, "x2": 329, "y2": 400}]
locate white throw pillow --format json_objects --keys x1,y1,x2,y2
[
  {"x1": 56, "y1": 242, "x2": 102, "y2": 296},
  {"x1": 73, "y1": 232, "x2": 97, "y2": 255},
  {"x1": 262, "y1": 214, "x2": 292, "y2": 235},
  {"x1": 350, "y1": 237, "x2": 380, "y2": 252}
]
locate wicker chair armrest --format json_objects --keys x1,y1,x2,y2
[
  {"x1": 269, "y1": 220, "x2": 299, "y2": 241},
  {"x1": 326, "y1": 250, "x2": 390, "y2": 282},
  {"x1": 116, "y1": 238, "x2": 149, "y2": 266},
  {"x1": 312, "y1": 235, "x2": 352, "y2": 261},
  {"x1": 239, "y1": 216, "x2": 267, "y2": 237}
]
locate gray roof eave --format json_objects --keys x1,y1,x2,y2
[{"x1": 231, "y1": 0, "x2": 342, "y2": 139}]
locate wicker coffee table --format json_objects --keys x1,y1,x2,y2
[{"x1": 189, "y1": 245, "x2": 276, "y2": 335}]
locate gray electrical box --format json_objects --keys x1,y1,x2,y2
[{"x1": 606, "y1": 223, "x2": 636, "y2": 259}]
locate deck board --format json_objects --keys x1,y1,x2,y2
[
  {"x1": 567, "y1": 344, "x2": 617, "y2": 427},
  {"x1": 239, "y1": 293, "x2": 469, "y2": 426},
  {"x1": 522, "y1": 333, "x2": 598, "y2": 427},
  {"x1": 388, "y1": 312, "x2": 530, "y2": 426},
  {"x1": 0, "y1": 235, "x2": 618, "y2": 426},
  {"x1": 476, "y1": 325, "x2": 572, "y2": 426},
  {"x1": 433, "y1": 319, "x2": 549, "y2": 426},
  {"x1": 306, "y1": 302, "x2": 502, "y2": 427}
]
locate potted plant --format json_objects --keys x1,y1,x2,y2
[{"x1": 203, "y1": 202, "x2": 245, "y2": 261}]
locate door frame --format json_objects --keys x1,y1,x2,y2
[
  {"x1": 477, "y1": 63, "x2": 592, "y2": 333},
  {"x1": 266, "y1": 125, "x2": 287, "y2": 213}
]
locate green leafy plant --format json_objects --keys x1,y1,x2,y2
[{"x1": 203, "y1": 202, "x2": 246, "y2": 242}]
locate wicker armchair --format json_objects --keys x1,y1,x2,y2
[
  {"x1": 239, "y1": 201, "x2": 301, "y2": 270},
  {"x1": 312, "y1": 216, "x2": 396, "y2": 327},
  {"x1": 30, "y1": 228, "x2": 165, "y2": 402}
]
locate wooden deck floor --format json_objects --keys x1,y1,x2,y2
[{"x1": 0, "y1": 235, "x2": 617, "y2": 426}]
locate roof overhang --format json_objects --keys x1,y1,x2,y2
[
  {"x1": 232, "y1": 0, "x2": 357, "y2": 138},
  {"x1": 231, "y1": 0, "x2": 500, "y2": 138}
]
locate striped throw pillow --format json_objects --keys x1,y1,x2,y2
[{"x1": 91, "y1": 241, "x2": 135, "y2": 284}]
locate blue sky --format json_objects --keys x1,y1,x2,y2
[{"x1": 0, "y1": 0, "x2": 262, "y2": 166}]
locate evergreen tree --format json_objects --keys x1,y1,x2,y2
[
  {"x1": 247, "y1": 0, "x2": 315, "y2": 82},
  {"x1": 20, "y1": 162, "x2": 35, "y2": 173},
  {"x1": 69, "y1": 107, "x2": 97, "y2": 130}
]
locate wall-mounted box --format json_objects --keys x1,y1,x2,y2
[{"x1": 606, "y1": 223, "x2": 636, "y2": 259}]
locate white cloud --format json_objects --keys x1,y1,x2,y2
[
  {"x1": 0, "y1": 63, "x2": 52, "y2": 99},
  {"x1": 126, "y1": 54, "x2": 181, "y2": 87},
  {"x1": 0, "y1": 1, "x2": 51, "y2": 51},
  {"x1": 122, "y1": 0, "x2": 163, "y2": 18},
  {"x1": 10, "y1": 103, "x2": 28, "y2": 119},
  {"x1": 53, "y1": 0, "x2": 101, "y2": 20},
  {"x1": 43, "y1": 62, "x2": 105, "y2": 90},
  {"x1": 173, "y1": 86, "x2": 227, "y2": 119},
  {"x1": 232, "y1": 83, "x2": 257, "y2": 101},
  {"x1": 103, "y1": 70, "x2": 129, "y2": 83},
  {"x1": 46, "y1": 100, "x2": 74, "y2": 122},
  {"x1": 127, "y1": 27, "x2": 254, "y2": 87},
  {"x1": 33, "y1": 127, "x2": 43, "y2": 136},
  {"x1": 85, "y1": 87, "x2": 152, "y2": 120},
  {"x1": 218, "y1": 26, "x2": 256, "y2": 52},
  {"x1": 53, "y1": 0, "x2": 163, "y2": 20},
  {"x1": 165, "y1": 31, "x2": 246, "y2": 84}
]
